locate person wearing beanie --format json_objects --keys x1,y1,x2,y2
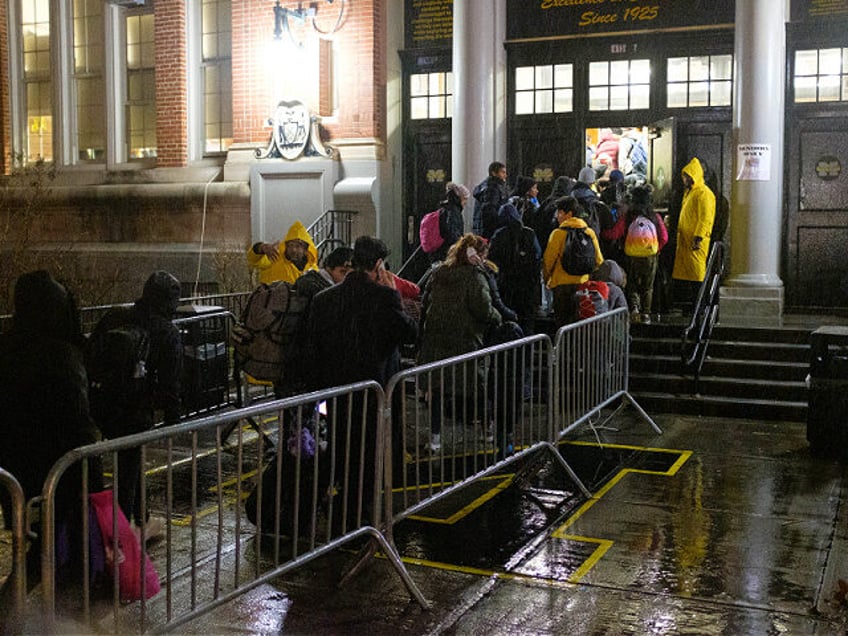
[
  {"x1": 489, "y1": 201, "x2": 542, "y2": 336},
  {"x1": 578, "y1": 166, "x2": 596, "y2": 186},
  {"x1": 429, "y1": 181, "x2": 469, "y2": 263},
  {"x1": 88, "y1": 270, "x2": 184, "y2": 542},
  {"x1": 510, "y1": 175, "x2": 540, "y2": 233},
  {"x1": 543, "y1": 196, "x2": 604, "y2": 327}
]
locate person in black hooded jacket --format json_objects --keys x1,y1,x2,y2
[
  {"x1": 89, "y1": 270, "x2": 183, "y2": 540},
  {"x1": 0, "y1": 270, "x2": 103, "y2": 611},
  {"x1": 489, "y1": 201, "x2": 542, "y2": 336}
]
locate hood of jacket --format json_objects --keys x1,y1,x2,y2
[
  {"x1": 682, "y1": 158, "x2": 706, "y2": 188},
  {"x1": 473, "y1": 175, "x2": 504, "y2": 201},
  {"x1": 498, "y1": 201, "x2": 523, "y2": 225},
  {"x1": 12, "y1": 270, "x2": 79, "y2": 342},
  {"x1": 283, "y1": 221, "x2": 319, "y2": 268},
  {"x1": 591, "y1": 259, "x2": 625, "y2": 287},
  {"x1": 139, "y1": 270, "x2": 182, "y2": 318},
  {"x1": 571, "y1": 182, "x2": 597, "y2": 204},
  {"x1": 550, "y1": 176, "x2": 575, "y2": 199}
]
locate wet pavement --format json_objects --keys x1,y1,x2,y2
[
  {"x1": 4, "y1": 410, "x2": 848, "y2": 634},
  {"x1": 181, "y1": 411, "x2": 848, "y2": 635}
]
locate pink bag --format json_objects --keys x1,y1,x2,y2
[{"x1": 89, "y1": 490, "x2": 161, "y2": 601}]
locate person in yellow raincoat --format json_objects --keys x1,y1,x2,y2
[
  {"x1": 246, "y1": 220, "x2": 319, "y2": 284},
  {"x1": 672, "y1": 158, "x2": 715, "y2": 310}
]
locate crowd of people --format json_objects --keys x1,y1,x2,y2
[{"x1": 0, "y1": 156, "x2": 724, "y2": 619}]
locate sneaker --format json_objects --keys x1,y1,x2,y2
[
  {"x1": 641, "y1": 313, "x2": 652, "y2": 324},
  {"x1": 429, "y1": 433, "x2": 441, "y2": 453},
  {"x1": 630, "y1": 310, "x2": 642, "y2": 324}
]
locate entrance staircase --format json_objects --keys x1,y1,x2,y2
[{"x1": 629, "y1": 320, "x2": 812, "y2": 422}]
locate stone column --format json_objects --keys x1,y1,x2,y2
[
  {"x1": 452, "y1": 0, "x2": 507, "y2": 229},
  {"x1": 720, "y1": 0, "x2": 788, "y2": 322}
]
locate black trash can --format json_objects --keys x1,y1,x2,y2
[
  {"x1": 807, "y1": 326, "x2": 848, "y2": 459},
  {"x1": 175, "y1": 305, "x2": 230, "y2": 415}
]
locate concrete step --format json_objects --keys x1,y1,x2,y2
[
  {"x1": 633, "y1": 390, "x2": 808, "y2": 422},
  {"x1": 628, "y1": 321, "x2": 812, "y2": 422},
  {"x1": 630, "y1": 354, "x2": 808, "y2": 382},
  {"x1": 629, "y1": 372, "x2": 808, "y2": 403}
]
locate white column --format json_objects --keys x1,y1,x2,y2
[
  {"x1": 452, "y1": 0, "x2": 507, "y2": 229},
  {"x1": 721, "y1": 0, "x2": 787, "y2": 321}
]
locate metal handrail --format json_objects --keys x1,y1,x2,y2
[
  {"x1": 306, "y1": 209, "x2": 357, "y2": 262},
  {"x1": 681, "y1": 240, "x2": 726, "y2": 393}
]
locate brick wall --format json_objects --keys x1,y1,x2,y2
[
  {"x1": 231, "y1": 0, "x2": 385, "y2": 145},
  {"x1": 0, "y1": 6, "x2": 8, "y2": 174},
  {"x1": 155, "y1": 0, "x2": 188, "y2": 167}
]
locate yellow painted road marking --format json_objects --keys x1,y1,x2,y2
[
  {"x1": 551, "y1": 443, "x2": 692, "y2": 582},
  {"x1": 401, "y1": 442, "x2": 692, "y2": 585}
]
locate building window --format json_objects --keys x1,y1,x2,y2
[
  {"x1": 794, "y1": 48, "x2": 848, "y2": 103},
  {"x1": 410, "y1": 72, "x2": 452, "y2": 120},
  {"x1": 22, "y1": 0, "x2": 52, "y2": 162},
  {"x1": 126, "y1": 11, "x2": 156, "y2": 158},
  {"x1": 515, "y1": 64, "x2": 573, "y2": 115},
  {"x1": 201, "y1": 0, "x2": 232, "y2": 154},
  {"x1": 667, "y1": 55, "x2": 732, "y2": 108},
  {"x1": 73, "y1": 0, "x2": 106, "y2": 162},
  {"x1": 588, "y1": 59, "x2": 650, "y2": 111}
]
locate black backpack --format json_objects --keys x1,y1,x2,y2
[
  {"x1": 575, "y1": 197, "x2": 605, "y2": 238},
  {"x1": 560, "y1": 226, "x2": 597, "y2": 276},
  {"x1": 86, "y1": 306, "x2": 151, "y2": 435}
]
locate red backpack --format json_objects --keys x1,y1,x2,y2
[
  {"x1": 419, "y1": 209, "x2": 444, "y2": 254},
  {"x1": 575, "y1": 280, "x2": 610, "y2": 321}
]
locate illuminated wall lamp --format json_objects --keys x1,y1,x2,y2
[{"x1": 273, "y1": 0, "x2": 345, "y2": 47}]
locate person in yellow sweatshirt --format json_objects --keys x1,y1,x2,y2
[
  {"x1": 246, "y1": 220, "x2": 319, "y2": 284},
  {"x1": 543, "y1": 195, "x2": 604, "y2": 326}
]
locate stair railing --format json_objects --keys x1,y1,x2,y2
[
  {"x1": 681, "y1": 240, "x2": 726, "y2": 394},
  {"x1": 307, "y1": 209, "x2": 357, "y2": 262}
]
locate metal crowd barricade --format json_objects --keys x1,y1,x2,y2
[
  {"x1": 383, "y1": 334, "x2": 592, "y2": 524},
  {"x1": 551, "y1": 307, "x2": 662, "y2": 442},
  {"x1": 0, "y1": 468, "x2": 27, "y2": 629},
  {"x1": 39, "y1": 382, "x2": 426, "y2": 633},
  {"x1": 172, "y1": 308, "x2": 239, "y2": 416}
]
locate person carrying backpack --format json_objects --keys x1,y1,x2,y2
[
  {"x1": 421, "y1": 182, "x2": 469, "y2": 262},
  {"x1": 572, "y1": 167, "x2": 605, "y2": 239},
  {"x1": 489, "y1": 201, "x2": 542, "y2": 336},
  {"x1": 604, "y1": 185, "x2": 668, "y2": 323},
  {"x1": 543, "y1": 196, "x2": 604, "y2": 327},
  {"x1": 87, "y1": 271, "x2": 183, "y2": 542}
]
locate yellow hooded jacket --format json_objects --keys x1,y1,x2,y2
[
  {"x1": 246, "y1": 221, "x2": 319, "y2": 284},
  {"x1": 672, "y1": 158, "x2": 716, "y2": 283},
  {"x1": 543, "y1": 216, "x2": 604, "y2": 288}
]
